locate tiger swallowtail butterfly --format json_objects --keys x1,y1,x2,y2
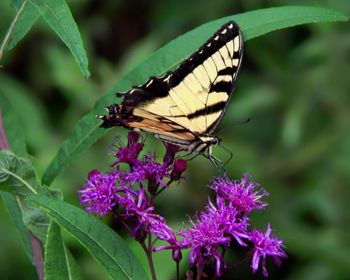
[{"x1": 98, "y1": 21, "x2": 243, "y2": 165}]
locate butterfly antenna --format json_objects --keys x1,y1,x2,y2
[{"x1": 216, "y1": 116, "x2": 251, "y2": 134}]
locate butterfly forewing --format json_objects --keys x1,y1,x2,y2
[{"x1": 101, "y1": 21, "x2": 243, "y2": 152}]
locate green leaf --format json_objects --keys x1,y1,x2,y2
[
  {"x1": 30, "y1": 0, "x2": 90, "y2": 77},
  {"x1": 27, "y1": 195, "x2": 148, "y2": 280},
  {"x1": 0, "y1": 150, "x2": 41, "y2": 195},
  {"x1": 222, "y1": 6, "x2": 348, "y2": 41},
  {"x1": 41, "y1": 90, "x2": 116, "y2": 186},
  {"x1": 65, "y1": 248, "x2": 82, "y2": 280},
  {"x1": 0, "y1": 150, "x2": 55, "y2": 240},
  {"x1": 6, "y1": 0, "x2": 40, "y2": 50},
  {"x1": 42, "y1": 108, "x2": 108, "y2": 186},
  {"x1": 1, "y1": 192, "x2": 33, "y2": 262},
  {"x1": 0, "y1": 90, "x2": 27, "y2": 155},
  {"x1": 21, "y1": 190, "x2": 61, "y2": 242},
  {"x1": 114, "y1": 6, "x2": 347, "y2": 85},
  {"x1": 42, "y1": 6, "x2": 348, "y2": 185},
  {"x1": 23, "y1": 202, "x2": 51, "y2": 241},
  {"x1": 45, "y1": 221, "x2": 82, "y2": 280},
  {"x1": 0, "y1": 148, "x2": 62, "y2": 240}
]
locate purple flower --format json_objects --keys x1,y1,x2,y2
[
  {"x1": 115, "y1": 187, "x2": 154, "y2": 239},
  {"x1": 163, "y1": 142, "x2": 181, "y2": 165},
  {"x1": 148, "y1": 216, "x2": 177, "y2": 244},
  {"x1": 127, "y1": 131, "x2": 142, "y2": 143},
  {"x1": 179, "y1": 198, "x2": 249, "y2": 276},
  {"x1": 170, "y1": 159, "x2": 187, "y2": 181},
  {"x1": 152, "y1": 222, "x2": 182, "y2": 263},
  {"x1": 113, "y1": 132, "x2": 144, "y2": 166},
  {"x1": 79, "y1": 170, "x2": 119, "y2": 217},
  {"x1": 250, "y1": 224, "x2": 287, "y2": 277},
  {"x1": 210, "y1": 174, "x2": 268, "y2": 214},
  {"x1": 79, "y1": 129, "x2": 287, "y2": 278},
  {"x1": 116, "y1": 187, "x2": 176, "y2": 243},
  {"x1": 125, "y1": 154, "x2": 171, "y2": 192}
]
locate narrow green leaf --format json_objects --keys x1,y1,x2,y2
[
  {"x1": 42, "y1": 6, "x2": 348, "y2": 185},
  {"x1": 65, "y1": 247, "x2": 82, "y2": 280},
  {"x1": 42, "y1": 107, "x2": 108, "y2": 186},
  {"x1": 1, "y1": 192, "x2": 33, "y2": 262},
  {"x1": 0, "y1": 150, "x2": 41, "y2": 195},
  {"x1": 30, "y1": 0, "x2": 90, "y2": 77},
  {"x1": 115, "y1": 6, "x2": 348, "y2": 86},
  {"x1": 27, "y1": 195, "x2": 148, "y2": 280},
  {"x1": 45, "y1": 221, "x2": 81, "y2": 280},
  {"x1": 0, "y1": 90, "x2": 27, "y2": 155},
  {"x1": 6, "y1": 0, "x2": 40, "y2": 50}
]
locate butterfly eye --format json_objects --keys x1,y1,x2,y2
[{"x1": 211, "y1": 137, "x2": 220, "y2": 146}]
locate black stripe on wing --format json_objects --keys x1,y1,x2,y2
[
  {"x1": 168, "y1": 21, "x2": 240, "y2": 88},
  {"x1": 121, "y1": 77, "x2": 169, "y2": 107},
  {"x1": 209, "y1": 81, "x2": 232, "y2": 93},
  {"x1": 217, "y1": 66, "x2": 237, "y2": 76},
  {"x1": 187, "y1": 101, "x2": 227, "y2": 119}
]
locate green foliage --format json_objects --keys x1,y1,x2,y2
[
  {"x1": 27, "y1": 195, "x2": 148, "y2": 280},
  {"x1": 41, "y1": 109, "x2": 108, "y2": 186},
  {"x1": 1, "y1": 0, "x2": 89, "y2": 77},
  {"x1": 232, "y1": 6, "x2": 347, "y2": 40},
  {"x1": 1, "y1": 192, "x2": 33, "y2": 262},
  {"x1": 44, "y1": 221, "x2": 82, "y2": 280},
  {"x1": 30, "y1": 0, "x2": 90, "y2": 77},
  {"x1": 0, "y1": 150, "x2": 59, "y2": 240},
  {"x1": 0, "y1": 150, "x2": 41, "y2": 195},
  {"x1": 7, "y1": 0, "x2": 40, "y2": 50}
]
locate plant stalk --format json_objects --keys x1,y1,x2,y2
[
  {"x1": 176, "y1": 260, "x2": 180, "y2": 280},
  {"x1": 196, "y1": 265, "x2": 203, "y2": 280},
  {"x1": 141, "y1": 235, "x2": 157, "y2": 280}
]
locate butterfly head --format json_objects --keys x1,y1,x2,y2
[{"x1": 210, "y1": 136, "x2": 221, "y2": 147}]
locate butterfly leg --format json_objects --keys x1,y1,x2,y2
[
  {"x1": 203, "y1": 146, "x2": 225, "y2": 173},
  {"x1": 180, "y1": 151, "x2": 200, "y2": 162}
]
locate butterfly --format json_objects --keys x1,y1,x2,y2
[{"x1": 98, "y1": 21, "x2": 243, "y2": 166}]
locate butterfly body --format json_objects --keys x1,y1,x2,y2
[{"x1": 99, "y1": 21, "x2": 243, "y2": 158}]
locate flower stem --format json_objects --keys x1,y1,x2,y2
[
  {"x1": 141, "y1": 235, "x2": 157, "y2": 280},
  {"x1": 176, "y1": 261, "x2": 180, "y2": 280},
  {"x1": 196, "y1": 265, "x2": 203, "y2": 280}
]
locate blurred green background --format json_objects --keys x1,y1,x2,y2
[{"x1": 1, "y1": 0, "x2": 349, "y2": 279}]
